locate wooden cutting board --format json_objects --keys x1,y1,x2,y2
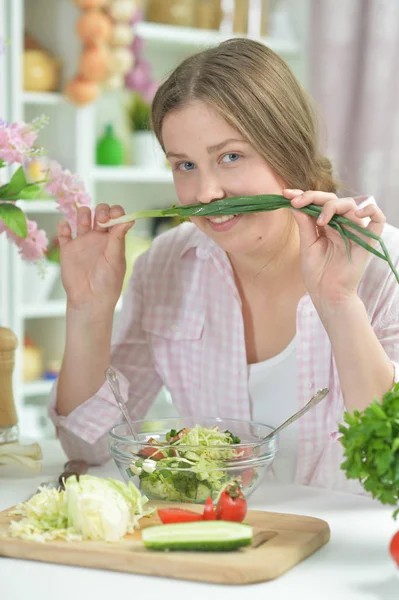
[{"x1": 0, "y1": 502, "x2": 330, "y2": 585}]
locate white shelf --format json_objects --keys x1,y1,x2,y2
[
  {"x1": 93, "y1": 166, "x2": 173, "y2": 183},
  {"x1": 23, "y1": 379, "x2": 54, "y2": 397},
  {"x1": 136, "y1": 21, "x2": 300, "y2": 54},
  {"x1": 21, "y1": 298, "x2": 123, "y2": 319},
  {"x1": 16, "y1": 200, "x2": 59, "y2": 214},
  {"x1": 23, "y1": 91, "x2": 64, "y2": 105},
  {"x1": 22, "y1": 299, "x2": 66, "y2": 319}
]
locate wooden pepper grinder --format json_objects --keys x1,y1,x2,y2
[{"x1": 0, "y1": 326, "x2": 19, "y2": 443}]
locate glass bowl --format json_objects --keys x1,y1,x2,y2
[{"x1": 108, "y1": 416, "x2": 278, "y2": 504}]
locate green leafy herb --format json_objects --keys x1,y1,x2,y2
[
  {"x1": 224, "y1": 430, "x2": 241, "y2": 444},
  {"x1": 339, "y1": 383, "x2": 399, "y2": 518}
]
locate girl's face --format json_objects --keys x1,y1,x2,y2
[{"x1": 162, "y1": 100, "x2": 293, "y2": 258}]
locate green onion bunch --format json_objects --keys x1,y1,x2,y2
[{"x1": 103, "y1": 194, "x2": 399, "y2": 284}]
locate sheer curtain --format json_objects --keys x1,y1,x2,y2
[{"x1": 309, "y1": 0, "x2": 399, "y2": 227}]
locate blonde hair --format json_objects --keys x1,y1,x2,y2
[{"x1": 152, "y1": 38, "x2": 337, "y2": 193}]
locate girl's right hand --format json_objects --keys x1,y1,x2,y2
[{"x1": 57, "y1": 204, "x2": 134, "y2": 314}]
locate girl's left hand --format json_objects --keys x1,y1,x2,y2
[{"x1": 283, "y1": 189, "x2": 386, "y2": 310}]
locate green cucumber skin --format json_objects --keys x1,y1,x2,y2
[
  {"x1": 143, "y1": 538, "x2": 252, "y2": 552},
  {"x1": 142, "y1": 521, "x2": 253, "y2": 552}
]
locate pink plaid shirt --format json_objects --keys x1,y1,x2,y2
[{"x1": 49, "y1": 202, "x2": 399, "y2": 493}]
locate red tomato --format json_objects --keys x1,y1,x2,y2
[
  {"x1": 157, "y1": 508, "x2": 203, "y2": 524},
  {"x1": 169, "y1": 428, "x2": 189, "y2": 443},
  {"x1": 139, "y1": 438, "x2": 164, "y2": 460},
  {"x1": 240, "y1": 446, "x2": 253, "y2": 458},
  {"x1": 389, "y1": 531, "x2": 399, "y2": 566},
  {"x1": 202, "y1": 496, "x2": 216, "y2": 520},
  {"x1": 215, "y1": 482, "x2": 247, "y2": 522},
  {"x1": 241, "y1": 468, "x2": 255, "y2": 487}
]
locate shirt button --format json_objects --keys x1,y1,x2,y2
[
  {"x1": 307, "y1": 381, "x2": 313, "y2": 389},
  {"x1": 170, "y1": 324, "x2": 179, "y2": 332}
]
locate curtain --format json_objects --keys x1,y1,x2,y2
[{"x1": 309, "y1": 0, "x2": 399, "y2": 227}]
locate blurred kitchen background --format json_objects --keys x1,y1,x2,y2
[{"x1": 0, "y1": 0, "x2": 398, "y2": 441}]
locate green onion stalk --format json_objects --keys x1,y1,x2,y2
[{"x1": 101, "y1": 195, "x2": 399, "y2": 285}]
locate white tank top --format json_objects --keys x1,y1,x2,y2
[{"x1": 248, "y1": 336, "x2": 298, "y2": 483}]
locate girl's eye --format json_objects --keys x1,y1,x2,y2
[
  {"x1": 221, "y1": 153, "x2": 240, "y2": 164},
  {"x1": 177, "y1": 161, "x2": 195, "y2": 171}
]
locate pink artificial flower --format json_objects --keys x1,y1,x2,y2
[
  {"x1": 125, "y1": 59, "x2": 151, "y2": 92},
  {"x1": 130, "y1": 7, "x2": 143, "y2": 25},
  {"x1": 142, "y1": 80, "x2": 159, "y2": 103},
  {"x1": 44, "y1": 160, "x2": 91, "y2": 231},
  {"x1": 0, "y1": 117, "x2": 46, "y2": 165},
  {"x1": 6, "y1": 218, "x2": 48, "y2": 262},
  {"x1": 131, "y1": 34, "x2": 144, "y2": 55}
]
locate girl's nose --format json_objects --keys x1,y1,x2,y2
[{"x1": 196, "y1": 173, "x2": 225, "y2": 204}]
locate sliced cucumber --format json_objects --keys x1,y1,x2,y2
[
  {"x1": 195, "y1": 481, "x2": 212, "y2": 503},
  {"x1": 142, "y1": 520, "x2": 253, "y2": 552}
]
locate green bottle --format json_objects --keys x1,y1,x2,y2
[{"x1": 96, "y1": 124, "x2": 124, "y2": 166}]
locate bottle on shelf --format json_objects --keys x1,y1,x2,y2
[{"x1": 96, "y1": 123, "x2": 124, "y2": 166}]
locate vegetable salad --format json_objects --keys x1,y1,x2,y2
[{"x1": 127, "y1": 424, "x2": 256, "y2": 503}]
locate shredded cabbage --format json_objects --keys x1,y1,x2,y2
[{"x1": 8, "y1": 475, "x2": 152, "y2": 543}]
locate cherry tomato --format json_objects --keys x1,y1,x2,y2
[
  {"x1": 216, "y1": 481, "x2": 247, "y2": 522},
  {"x1": 202, "y1": 496, "x2": 216, "y2": 520},
  {"x1": 139, "y1": 437, "x2": 165, "y2": 460},
  {"x1": 389, "y1": 531, "x2": 399, "y2": 566},
  {"x1": 157, "y1": 508, "x2": 203, "y2": 524}
]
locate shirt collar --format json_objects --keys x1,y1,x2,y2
[{"x1": 179, "y1": 223, "x2": 218, "y2": 260}]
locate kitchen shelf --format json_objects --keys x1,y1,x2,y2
[
  {"x1": 21, "y1": 298, "x2": 123, "y2": 319},
  {"x1": 16, "y1": 200, "x2": 59, "y2": 214},
  {"x1": 136, "y1": 21, "x2": 300, "y2": 55},
  {"x1": 23, "y1": 91, "x2": 64, "y2": 105},
  {"x1": 93, "y1": 166, "x2": 173, "y2": 183},
  {"x1": 22, "y1": 299, "x2": 66, "y2": 319},
  {"x1": 23, "y1": 379, "x2": 54, "y2": 397}
]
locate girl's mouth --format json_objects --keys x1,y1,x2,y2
[{"x1": 205, "y1": 214, "x2": 241, "y2": 232}]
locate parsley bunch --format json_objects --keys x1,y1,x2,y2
[{"x1": 339, "y1": 383, "x2": 399, "y2": 518}]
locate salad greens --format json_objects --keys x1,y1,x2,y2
[
  {"x1": 339, "y1": 383, "x2": 399, "y2": 518},
  {"x1": 8, "y1": 474, "x2": 152, "y2": 542},
  {"x1": 128, "y1": 424, "x2": 256, "y2": 503}
]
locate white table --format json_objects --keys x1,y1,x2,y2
[{"x1": 1, "y1": 440, "x2": 398, "y2": 600}]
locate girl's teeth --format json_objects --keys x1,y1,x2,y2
[{"x1": 208, "y1": 215, "x2": 236, "y2": 224}]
